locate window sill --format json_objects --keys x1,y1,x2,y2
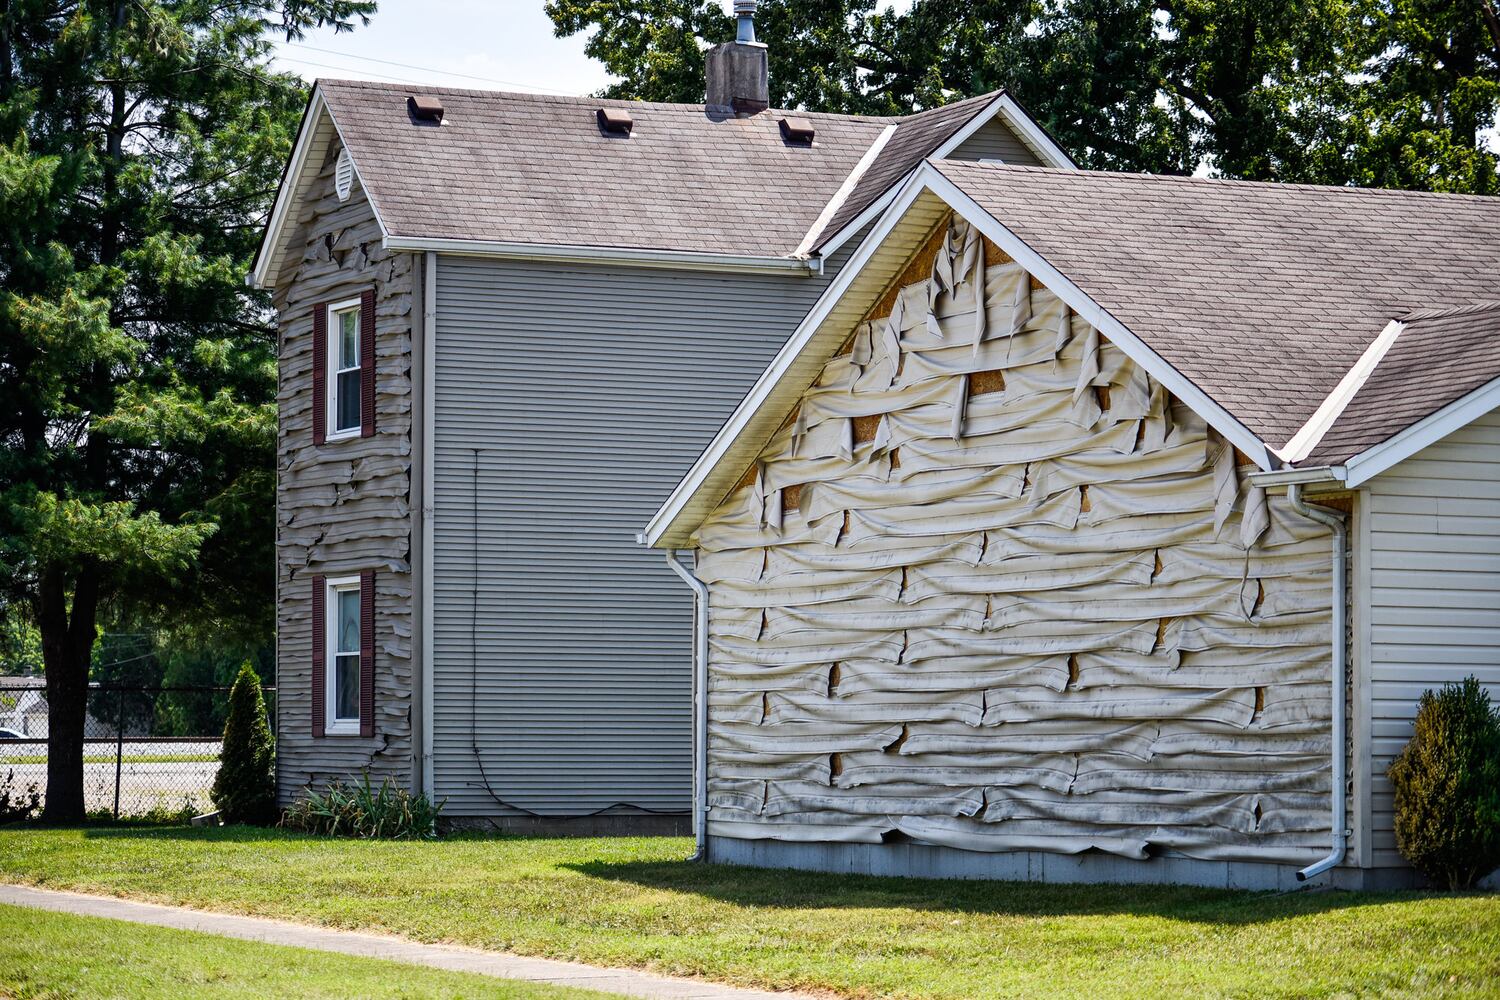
[
  {"x1": 323, "y1": 722, "x2": 363, "y2": 737},
  {"x1": 323, "y1": 428, "x2": 362, "y2": 443}
]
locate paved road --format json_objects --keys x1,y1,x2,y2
[{"x1": 4, "y1": 742, "x2": 220, "y2": 815}]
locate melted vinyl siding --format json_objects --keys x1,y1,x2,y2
[
  {"x1": 948, "y1": 118, "x2": 1043, "y2": 165},
  {"x1": 430, "y1": 252, "x2": 854, "y2": 816},
  {"x1": 1365, "y1": 409, "x2": 1500, "y2": 869},
  {"x1": 274, "y1": 147, "x2": 416, "y2": 802}
]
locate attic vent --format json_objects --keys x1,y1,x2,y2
[
  {"x1": 334, "y1": 148, "x2": 354, "y2": 201},
  {"x1": 407, "y1": 94, "x2": 444, "y2": 124},
  {"x1": 596, "y1": 107, "x2": 633, "y2": 136},
  {"x1": 779, "y1": 117, "x2": 815, "y2": 145}
]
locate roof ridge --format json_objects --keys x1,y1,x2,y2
[
  {"x1": 1402, "y1": 300, "x2": 1500, "y2": 322},
  {"x1": 313, "y1": 77, "x2": 902, "y2": 123},
  {"x1": 937, "y1": 158, "x2": 1500, "y2": 203}
]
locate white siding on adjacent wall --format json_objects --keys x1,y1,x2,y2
[{"x1": 1364, "y1": 409, "x2": 1500, "y2": 870}]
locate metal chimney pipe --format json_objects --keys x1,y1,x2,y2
[{"x1": 734, "y1": 0, "x2": 758, "y2": 43}]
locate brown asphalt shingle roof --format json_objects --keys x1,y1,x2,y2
[
  {"x1": 934, "y1": 160, "x2": 1500, "y2": 448},
  {"x1": 1306, "y1": 302, "x2": 1500, "y2": 464},
  {"x1": 319, "y1": 79, "x2": 901, "y2": 258},
  {"x1": 811, "y1": 91, "x2": 1003, "y2": 248}
]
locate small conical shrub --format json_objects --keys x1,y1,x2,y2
[
  {"x1": 211, "y1": 662, "x2": 277, "y2": 825},
  {"x1": 1388, "y1": 676, "x2": 1500, "y2": 889}
]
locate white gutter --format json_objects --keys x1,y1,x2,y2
[
  {"x1": 382, "y1": 236, "x2": 818, "y2": 276},
  {"x1": 1278, "y1": 320, "x2": 1405, "y2": 464},
  {"x1": 1247, "y1": 466, "x2": 1345, "y2": 488},
  {"x1": 1287, "y1": 483, "x2": 1347, "y2": 883},
  {"x1": 663, "y1": 549, "x2": 709, "y2": 860}
]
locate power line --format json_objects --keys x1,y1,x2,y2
[{"x1": 278, "y1": 42, "x2": 580, "y2": 95}]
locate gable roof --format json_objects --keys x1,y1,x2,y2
[
  {"x1": 644, "y1": 160, "x2": 1500, "y2": 547},
  {"x1": 1303, "y1": 301, "x2": 1500, "y2": 465},
  {"x1": 930, "y1": 161, "x2": 1500, "y2": 450},
  {"x1": 252, "y1": 81, "x2": 1074, "y2": 288},
  {"x1": 812, "y1": 92, "x2": 1075, "y2": 253}
]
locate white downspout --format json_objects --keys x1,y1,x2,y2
[
  {"x1": 1288, "y1": 484, "x2": 1347, "y2": 882},
  {"x1": 664, "y1": 549, "x2": 709, "y2": 861}
]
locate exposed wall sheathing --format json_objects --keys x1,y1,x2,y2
[
  {"x1": 694, "y1": 217, "x2": 1335, "y2": 864},
  {"x1": 274, "y1": 145, "x2": 415, "y2": 801}
]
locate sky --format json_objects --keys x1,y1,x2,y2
[{"x1": 268, "y1": 1, "x2": 619, "y2": 97}]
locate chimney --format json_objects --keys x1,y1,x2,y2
[{"x1": 705, "y1": 0, "x2": 769, "y2": 117}]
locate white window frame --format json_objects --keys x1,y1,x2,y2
[
  {"x1": 326, "y1": 298, "x2": 363, "y2": 441},
  {"x1": 324, "y1": 574, "x2": 363, "y2": 736}
]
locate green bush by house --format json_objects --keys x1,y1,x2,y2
[
  {"x1": 1388, "y1": 676, "x2": 1500, "y2": 889},
  {"x1": 210, "y1": 663, "x2": 277, "y2": 824},
  {"x1": 281, "y1": 773, "x2": 443, "y2": 839}
]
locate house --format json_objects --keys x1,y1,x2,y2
[
  {"x1": 642, "y1": 160, "x2": 1500, "y2": 889},
  {"x1": 254, "y1": 6, "x2": 1074, "y2": 829},
  {"x1": 0, "y1": 678, "x2": 47, "y2": 738}
]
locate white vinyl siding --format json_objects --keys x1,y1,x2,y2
[
  {"x1": 947, "y1": 118, "x2": 1044, "y2": 165},
  {"x1": 1363, "y1": 408, "x2": 1500, "y2": 869}
]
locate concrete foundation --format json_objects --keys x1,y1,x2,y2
[{"x1": 707, "y1": 836, "x2": 1434, "y2": 891}]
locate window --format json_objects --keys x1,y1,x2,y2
[
  {"x1": 327, "y1": 299, "x2": 362, "y2": 438},
  {"x1": 325, "y1": 575, "x2": 362, "y2": 735}
]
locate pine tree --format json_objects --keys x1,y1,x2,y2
[
  {"x1": 211, "y1": 662, "x2": 277, "y2": 824},
  {"x1": 0, "y1": 0, "x2": 374, "y2": 822}
]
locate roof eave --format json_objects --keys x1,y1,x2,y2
[{"x1": 382, "y1": 236, "x2": 820, "y2": 275}]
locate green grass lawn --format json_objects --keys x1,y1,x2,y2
[
  {"x1": 2, "y1": 826, "x2": 1497, "y2": 1000},
  {"x1": 0, "y1": 902, "x2": 619, "y2": 999}
]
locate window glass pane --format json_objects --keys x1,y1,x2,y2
[
  {"x1": 335, "y1": 653, "x2": 360, "y2": 720},
  {"x1": 338, "y1": 309, "x2": 359, "y2": 368},
  {"x1": 336, "y1": 370, "x2": 361, "y2": 430},
  {"x1": 336, "y1": 588, "x2": 360, "y2": 653}
]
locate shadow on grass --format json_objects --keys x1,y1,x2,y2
[{"x1": 561, "y1": 856, "x2": 1465, "y2": 925}]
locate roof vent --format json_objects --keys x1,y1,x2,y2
[
  {"x1": 779, "y1": 117, "x2": 815, "y2": 145},
  {"x1": 334, "y1": 147, "x2": 354, "y2": 201},
  {"x1": 407, "y1": 94, "x2": 444, "y2": 124},
  {"x1": 596, "y1": 107, "x2": 633, "y2": 136}
]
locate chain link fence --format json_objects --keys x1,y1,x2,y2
[{"x1": 0, "y1": 682, "x2": 276, "y2": 819}]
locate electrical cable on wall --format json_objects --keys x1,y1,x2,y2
[{"x1": 465, "y1": 447, "x2": 686, "y2": 820}]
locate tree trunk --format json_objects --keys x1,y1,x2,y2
[{"x1": 38, "y1": 566, "x2": 100, "y2": 824}]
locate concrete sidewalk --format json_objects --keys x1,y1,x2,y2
[{"x1": 0, "y1": 883, "x2": 818, "y2": 1000}]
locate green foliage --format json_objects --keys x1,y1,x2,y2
[
  {"x1": 0, "y1": 607, "x2": 40, "y2": 675},
  {"x1": 0, "y1": 0, "x2": 374, "y2": 821},
  {"x1": 548, "y1": 0, "x2": 1500, "y2": 188},
  {"x1": 0, "y1": 770, "x2": 41, "y2": 824},
  {"x1": 210, "y1": 663, "x2": 277, "y2": 825},
  {"x1": 280, "y1": 774, "x2": 443, "y2": 840},
  {"x1": 1388, "y1": 676, "x2": 1500, "y2": 889}
]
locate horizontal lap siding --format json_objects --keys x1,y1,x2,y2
[
  {"x1": 274, "y1": 149, "x2": 415, "y2": 802},
  {"x1": 1366, "y1": 410, "x2": 1500, "y2": 869},
  {"x1": 948, "y1": 119, "x2": 1043, "y2": 165},
  {"x1": 430, "y1": 255, "x2": 848, "y2": 816}
]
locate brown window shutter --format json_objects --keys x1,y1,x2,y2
[
  {"x1": 311, "y1": 574, "x2": 326, "y2": 738},
  {"x1": 311, "y1": 304, "x2": 327, "y2": 445},
  {"x1": 359, "y1": 288, "x2": 376, "y2": 438},
  {"x1": 359, "y1": 569, "x2": 376, "y2": 737}
]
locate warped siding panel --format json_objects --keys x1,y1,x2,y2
[
  {"x1": 1365, "y1": 409, "x2": 1500, "y2": 869},
  {"x1": 948, "y1": 119, "x2": 1044, "y2": 164},
  {"x1": 274, "y1": 146, "x2": 415, "y2": 801},
  {"x1": 430, "y1": 248, "x2": 858, "y2": 817},
  {"x1": 694, "y1": 217, "x2": 1335, "y2": 865}
]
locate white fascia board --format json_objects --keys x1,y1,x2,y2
[
  {"x1": 1341, "y1": 373, "x2": 1500, "y2": 488},
  {"x1": 816, "y1": 93, "x2": 1077, "y2": 262},
  {"x1": 929, "y1": 93, "x2": 1077, "y2": 170},
  {"x1": 1248, "y1": 465, "x2": 1346, "y2": 488},
  {"x1": 1278, "y1": 320, "x2": 1405, "y2": 463},
  {"x1": 383, "y1": 236, "x2": 817, "y2": 276},
  {"x1": 250, "y1": 88, "x2": 391, "y2": 290},
  {"x1": 922, "y1": 167, "x2": 1277, "y2": 471},
  {"x1": 643, "y1": 168, "x2": 938, "y2": 548},
  {"x1": 795, "y1": 123, "x2": 898, "y2": 257}
]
